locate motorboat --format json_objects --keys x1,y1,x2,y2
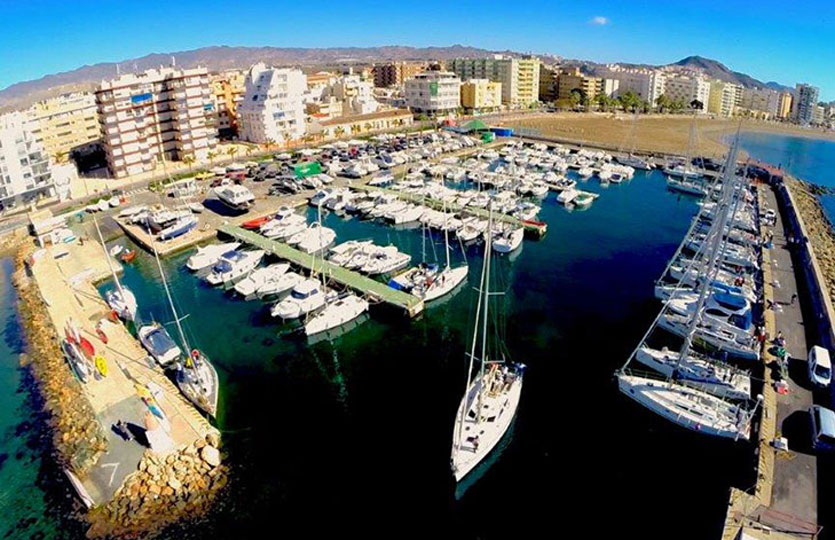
[
  {"x1": 138, "y1": 323, "x2": 182, "y2": 367},
  {"x1": 233, "y1": 263, "x2": 290, "y2": 297},
  {"x1": 257, "y1": 271, "x2": 303, "y2": 298},
  {"x1": 205, "y1": 250, "x2": 265, "y2": 286},
  {"x1": 158, "y1": 216, "x2": 197, "y2": 241},
  {"x1": 186, "y1": 242, "x2": 241, "y2": 272},
  {"x1": 294, "y1": 223, "x2": 337, "y2": 254},
  {"x1": 557, "y1": 188, "x2": 579, "y2": 205},
  {"x1": 493, "y1": 227, "x2": 523, "y2": 253},
  {"x1": 360, "y1": 246, "x2": 411, "y2": 275},
  {"x1": 215, "y1": 184, "x2": 255, "y2": 211},
  {"x1": 271, "y1": 279, "x2": 328, "y2": 320}
]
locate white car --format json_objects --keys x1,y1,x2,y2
[{"x1": 809, "y1": 345, "x2": 832, "y2": 387}]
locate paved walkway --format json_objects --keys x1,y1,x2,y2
[{"x1": 28, "y1": 240, "x2": 217, "y2": 504}]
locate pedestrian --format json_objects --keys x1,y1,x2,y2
[
  {"x1": 791, "y1": 293, "x2": 798, "y2": 305},
  {"x1": 112, "y1": 420, "x2": 131, "y2": 442}
]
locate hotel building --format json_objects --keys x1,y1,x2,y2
[
  {"x1": 405, "y1": 71, "x2": 461, "y2": 115},
  {"x1": 238, "y1": 63, "x2": 307, "y2": 145},
  {"x1": 95, "y1": 66, "x2": 218, "y2": 178}
]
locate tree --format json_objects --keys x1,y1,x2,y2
[
  {"x1": 182, "y1": 155, "x2": 195, "y2": 171},
  {"x1": 334, "y1": 126, "x2": 346, "y2": 139},
  {"x1": 207, "y1": 150, "x2": 217, "y2": 165},
  {"x1": 655, "y1": 94, "x2": 672, "y2": 113},
  {"x1": 226, "y1": 146, "x2": 238, "y2": 161},
  {"x1": 350, "y1": 124, "x2": 361, "y2": 135},
  {"x1": 265, "y1": 138, "x2": 276, "y2": 152},
  {"x1": 569, "y1": 88, "x2": 583, "y2": 110},
  {"x1": 617, "y1": 91, "x2": 641, "y2": 113},
  {"x1": 53, "y1": 151, "x2": 69, "y2": 164},
  {"x1": 363, "y1": 122, "x2": 373, "y2": 132},
  {"x1": 245, "y1": 146, "x2": 254, "y2": 158}
]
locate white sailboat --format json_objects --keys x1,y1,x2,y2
[
  {"x1": 451, "y1": 203, "x2": 525, "y2": 483},
  {"x1": 93, "y1": 216, "x2": 138, "y2": 321}
]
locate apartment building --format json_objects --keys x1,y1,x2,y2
[
  {"x1": 460, "y1": 79, "x2": 502, "y2": 111},
  {"x1": 372, "y1": 62, "x2": 426, "y2": 88},
  {"x1": 601, "y1": 66, "x2": 666, "y2": 105},
  {"x1": 95, "y1": 66, "x2": 217, "y2": 178},
  {"x1": 210, "y1": 70, "x2": 245, "y2": 138},
  {"x1": 777, "y1": 92, "x2": 793, "y2": 119},
  {"x1": 792, "y1": 83, "x2": 820, "y2": 125},
  {"x1": 238, "y1": 63, "x2": 307, "y2": 145},
  {"x1": 539, "y1": 64, "x2": 559, "y2": 102},
  {"x1": 449, "y1": 55, "x2": 539, "y2": 106},
  {"x1": 324, "y1": 75, "x2": 379, "y2": 116},
  {"x1": 306, "y1": 71, "x2": 336, "y2": 90},
  {"x1": 663, "y1": 75, "x2": 711, "y2": 111},
  {"x1": 708, "y1": 81, "x2": 733, "y2": 117},
  {"x1": 740, "y1": 87, "x2": 780, "y2": 118},
  {"x1": 0, "y1": 112, "x2": 66, "y2": 209},
  {"x1": 25, "y1": 93, "x2": 101, "y2": 160},
  {"x1": 405, "y1": 71, "x2": 461, "y2": 115}
]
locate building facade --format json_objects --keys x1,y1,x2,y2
[
  {"x1": 325, "y1": 75, "x2": 379, "y2": 116},
  {"x1": 308, "y1": 109, "x2": 413, "y2": 140},
  {"x1": 663, "y1": 75, "x2": 711, "y2": 111},
  {"x1": 210, "y1": 70, "x2": 245, "y2": 138},
  {"x1": 460, "y1": 79, "x2": 502, "y2": 111},
  {"x1": 777, "y1": 92, "x2": 793, "y2": 119},
  {"x1": 792, "y1": 83, "x2": 820, "y2": 125},
  {"x1": 95, "y1": 66, "x2": 218, "y2": 178},
  {"x1": 449, "y1": 55, "x2": 539, "y2": 106},
  {"x1": 405, "y1": 71, "x2": 461, "y2": 115},
  {"x1": 707, "y1": 81, "x2": 740, "y2": 117},
  {"x1": 372, "y1": 62, "x2": 426, "y2": 88},
  {"x1": 539, "y1": 64, "x2": 559, "y2": 102},
  {"x1": 0, "y1": 113, "x2": 57, "y2": 209},
  {"x1": 25, "y1": 93, "x2": 101, "y2": 160},
  {"x1": 601, "y1": 66, "x2": 667, "y2": 105},
  {"x1": 238, "y1": 63, "x2": 307, "y2": 145},
  {"x1": 739, "y1": 87, "x2": 780, "y2": 118}
]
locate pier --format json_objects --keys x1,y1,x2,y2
[{"x1": 217, "y1": 224, "x2": 425, "y2": 317}]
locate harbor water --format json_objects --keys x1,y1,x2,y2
[{"x1": 4, "y1": 168, "x2": 755, "y2": 538}]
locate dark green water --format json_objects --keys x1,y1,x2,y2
[{"x1": 2, "y1": 169, "x2": 755, "y2": 538}]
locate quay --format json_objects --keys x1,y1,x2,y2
[
  {"x1": 24, "y1": 239, "x2": 220, "y2": 508},
  {"x1": 217, "y1": 224, "x2": 425, "y2": 317},
  {"x1": 721, "y1": 177, "x2": 824, "y2": 538}
]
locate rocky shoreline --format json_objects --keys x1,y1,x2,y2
[
  {"x1": 785, "y1": 177, "x2": 835, "y2": 307},
  {"x1": 10, "y1": 243, "x2": 229, "y2": 539}
]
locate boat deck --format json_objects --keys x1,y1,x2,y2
[{"x1": 217, "y1": 224, "x2": 425, "y2": 317}]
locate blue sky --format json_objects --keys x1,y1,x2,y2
[{"x1": 0, "y1": 0, "x2": 833, "y2": 100}]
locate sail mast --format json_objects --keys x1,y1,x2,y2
[
  {"x1": 476, "y1": 202, "x2": 494, "y2": 419},
  {"x1": 443, "y1": 199, "x2": 451, "y2": 269},
  {"x1": 148, "y1": 227, "x2": 191, "y2": 353},
  {"x1": 93, "y1": 216, "x2": 126, "y2": 296}
]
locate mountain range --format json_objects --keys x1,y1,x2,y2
[{"x1": 0, "y1": 46, "x2": 792, "y2": 111}]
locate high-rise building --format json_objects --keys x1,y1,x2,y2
[
  {"x1": 238, "y1": 63, "x2": 307, "y2": 144},
  {"x1": 25, "y1": 93, "x2": 101, "y2": 160},
  {"x1": 777, "y1": 92, "x2": 793, "y2": 119},
  {"x1": 372, "y1": 62, "x2": 426, "y2": 88},
  {"x1": 460, "y1": 79, "x2": 502, "y2": 111},
  {"x1": 539, "y1": 65, "x2": 559, "y2": 102},
  {"x1": 740, "y1": 87, "x2": 780, "y2": 117},
  {"x1": 210, "y1": 70, "x2": 245, "y2": 138},
  {"x1": 324, "y1": 75, "x2": 379, "y2": 116},
  {"x1": 405, "y1": 71, "x2": 461, "y2": 115},
  {"x1": 792, "y1": 83, "x2": 820, "y2": 125},
  {"x1": 663, "y1": 75, "x2": 711, "y2": 111},
  {"x1": 0, "y1": 112, "x2": 63, "y2": 209},
  {"x1": 449, "y1": 55, "x2": 539, "y2": 106},
  {"x1": 557, "y1": 67, "x2": 602, "y2": 102},
  {"x1": 600, "y1": 66, "x2": 667, "y2": 105},
  {"x1": 95, "y1": 66, "x2": 218, "y2": 178}
]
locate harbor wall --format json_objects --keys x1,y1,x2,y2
[{"x1": 771, "y1": 176, "x2": 835, "y2": 351}]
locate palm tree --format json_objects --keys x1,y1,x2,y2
[
  {"x1": 265, "y1": 138, "x2": 276, "y2": 152},
  {"x1": 53, "y1": 151, "x2": 69, "y2": 164},
  {"x1": 363, "y1": 122, "x2": 373, "y2": 132},
  {"x1": 350, "y1": 124, "x2": 361, "y2": 135},
  {"x1": 182, "y1": 155, "x2": 195, "y2": 171},
  {"x1": 334, "y1": 126, "x2": 346, "y2": 139},
  {"x1": 207, "y1": 150, "x2": 217, "y2": 165},
  {"x1": 226, "y1": 146, "x2": 238, "y2": 162},
  {"x1": 245, "y1": 146, "x2": 254, "y2": 158},
  {"x1": 655, "y1": 94, "x2": 671, "y2": 113}
]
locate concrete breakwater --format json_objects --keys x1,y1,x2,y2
[{"x1": 12, "y1": 242, "x2": 228, "y2": 538}]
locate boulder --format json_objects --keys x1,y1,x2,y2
[{"x1": 200, "y1": 446, "x2": 220, "y2": 467}]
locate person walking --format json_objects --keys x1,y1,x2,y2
[{"x1": 791, "y1": 293, "x2": 798, "y2": 305}]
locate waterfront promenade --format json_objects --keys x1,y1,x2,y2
[{"x1": 26, "y1": 240, "x2": 217, "y2": 505}]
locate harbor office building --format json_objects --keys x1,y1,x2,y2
[{"x1": 95, "y1": 67, "x2": 218, "y2": 178}]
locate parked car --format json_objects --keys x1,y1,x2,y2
[
  {"x1": 808, "y1": 345, "x2": 832, "y2": 387},
  {"x1": 810, "y1": 405, "x2": 835, "y2": 451}
]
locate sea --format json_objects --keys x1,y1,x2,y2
[
  {"x1": 737, "y1": 131, "x2": 835, "y2": 225},
  {"x1": 1, "y1": 167, "x2": 760, "y2": 538}
]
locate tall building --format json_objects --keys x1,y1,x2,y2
[
  {"x1": 740, "y1": 87, "x2": 780, "y2": 117},
  {"x1": 449, "y1": 55, "x2": 539, "y2": 106},
  {"x1": 557, "y1": 67, "x2": 603, "y2": 102},
  {"x1": 777, "y1": 92, "x2": 793, "y2": 119},
  {"x1": 25, "y1": 93, "x2": 101, "y2": 160},
  {"x1": 324, "y1": 75, "x2": 379, "y2": 116},
  {"x1": 0, "y1": 113, "x2": 60, "y2": 209},
  {"x1": 663, "y1": 75, "x2": 711, "y2": 111},
  {"x1": 372, "y1": 62, "x2": 426, "y2": 88},
  {"x1": 95, "y1": 66, "x2": 218, "y2": 178},
  {"x1": 405, "y1": 71, "x2": 461, "y2": 115},
  {"x1": 600, "y1": 66, "x2": 667, "y2": 105},
  {"x1": 792, "y1": 83, "x2": 820, "y2": 125},
  {"x1": 539, "y1": 64, "x2": 559, "y2": 102},
  {"x1": 210, "y1": 70, "x2": 245, "y2": 138},
  {"x1": 460, "y1": 79, "x2": 502, "y2": 111},
  {"x1": 238, "y1": 63, "x2": 307, "y2": 144}
]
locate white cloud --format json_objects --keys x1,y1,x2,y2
[{"x1": 590, "y1": 16, "x2": 610, "y2": 26}]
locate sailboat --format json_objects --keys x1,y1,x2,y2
[
  {"x1": 616, "y1": 111, "x2": 652, "y2": 170},
  {"x1": 148, "y1": 229, "x2": 219, "y2": 418},
  {"x1": 616, "y1": 130, "x2": 761, "y2": 440},
  {"x1": 451, "y1": 202, "x2": 526, "y2": 484},
  {"x1": 390, "y1": 201, "x2": 469, "y2": 302},
  {"x1": 93, "y1": 216, "x2": 138, "y2": 321}
]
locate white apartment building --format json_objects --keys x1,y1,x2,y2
[
  {"x1": 238, "y1": 63, "x2": 307, "y2": 144},
  {"x1": 0, "y1": 113, "x2": 57, "y2": 210},
  {"x1": 602, "y1": 78, "x2": 620, "y2": 98},
  {"x1": 601, "y1": 66, "x2": 667, "y2": 105},
  {"x1": 664, "y1": 75, "x2": 711, "y2": 111},
  {"x1": 96, "y1": 66, "x2": 217, "y2": 178},
  {"x1": 405, "y1": 71, "x2": 461, "y2": 115},
  {"x1": 323, "y1": 75, "x2": 379, "y2": 116}
]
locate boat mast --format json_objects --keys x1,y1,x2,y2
[
  {"x1": 475, "y1": 202, "x2": 494, "y2": 421},
  {"x1": 148, "y1": 227, "x2": 191, "y2": 354},
  {"x1": 93, "y1": 215, "x2": 126, "y2": 297},
  {"x1": 455, "y1": 199, "x2": 491, "y2": 453},
  {"x1": 443, "y1": 199, "x2": 451, "y2": 270}
]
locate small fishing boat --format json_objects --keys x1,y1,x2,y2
[
  {"x1": 242, "y1": 215, "x2": 271, "y2": 230},
  {"x1": 120, "y1": 249, "x2": 137, "y2": 263}
]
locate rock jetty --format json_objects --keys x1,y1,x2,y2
[{"x1": 787, "y1": 177, "x2": 835, "y2": 307}]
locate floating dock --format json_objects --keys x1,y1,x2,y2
[
  {"x1": 351, "y1": 184, "x2": 548, "y2": 238},
  {"x1": 217, "y1": 224, "x2": 425, "y2": 318}
]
